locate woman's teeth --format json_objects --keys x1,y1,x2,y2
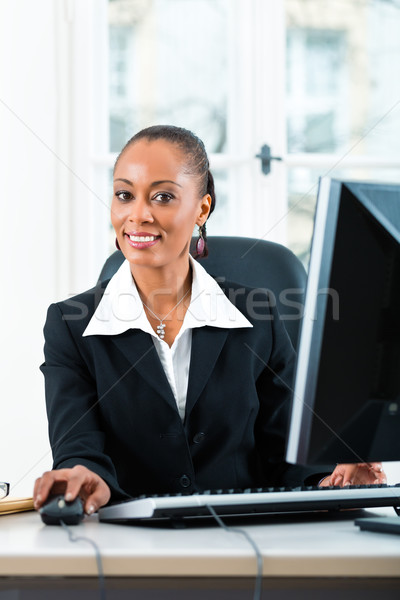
[{"x1": 129, "y1": 235, "x2": 158, "y2": 242}]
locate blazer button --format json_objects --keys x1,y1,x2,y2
[
  {"x1": 193, "y1": 432, "x2": 205, "y2": 444},
  {"x1": 179, "y1": 474, "x2": 191, "y2": 488}
]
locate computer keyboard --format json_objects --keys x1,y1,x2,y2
[{"x1": 98, "y1": 483, "x2": 400, "y2": 523}]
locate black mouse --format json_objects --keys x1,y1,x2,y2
[{"x1": 39, "y1": 494, "x2": 85, "y2": 525}]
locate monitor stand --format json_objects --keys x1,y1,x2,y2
[{"x1": 355, "y1": 507, "x2": 400, "y2": 535}]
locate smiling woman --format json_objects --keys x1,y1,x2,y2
[
  {"x1": 113, "y1": 138, "x2": 209, "y2": 258},
  {"x1": 110, "y1": 127, "x2": 213, "y2": 344},
  {"x1": 33, "y1": 125, "x2": 386, "y2": 516}
]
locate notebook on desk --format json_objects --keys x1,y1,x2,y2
[{"x1": 0, "y1": 497, "x2": 34, "y2": 516}]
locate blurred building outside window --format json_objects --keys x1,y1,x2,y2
[{"x1": 88, "y1": 0, "x2": 400, "y2": 268}]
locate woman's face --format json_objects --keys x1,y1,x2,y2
[{"x1": 111, "y1": 138, "x2": 211, "y2": 270}]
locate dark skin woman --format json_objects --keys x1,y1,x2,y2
[{"x1": 34, "y1": 126, "x2": 386, "y2": 514}]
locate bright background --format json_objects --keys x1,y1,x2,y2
[{"x1": 1, "y1": 0, "x2": 400, "y2": 496}]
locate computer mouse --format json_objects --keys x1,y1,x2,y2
[{"x1": 39, "y1": 494, "x2": 85, "y2": 525}]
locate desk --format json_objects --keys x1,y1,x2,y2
[{"x1": 0, "y1": 508, "x2": 399, "y2": 599}]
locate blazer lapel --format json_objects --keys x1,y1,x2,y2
[
  {"x1": 109, "y1": 329, "x2": 178, "y2": 412},
  {"x1": 185, "y1": 327, "x2": 229, "y2": 418}
]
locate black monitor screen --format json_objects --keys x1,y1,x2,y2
[{"x1": 286, "y1": 178, "x2": 400, "y2": 465}]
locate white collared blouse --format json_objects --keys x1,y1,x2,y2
[{"x1": 83, "y1": 255, "x2": 252, "y2": 421}]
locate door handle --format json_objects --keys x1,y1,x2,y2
[{"x1": 255, "y1": 144, "x2": 282, "y2": 175}]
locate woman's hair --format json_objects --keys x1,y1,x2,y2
[{"x1": 114, "y1": 125, "x2": 216, "y2": 258}]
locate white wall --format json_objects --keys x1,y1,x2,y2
[
  {"x1": 0, "y1": 0, "x2": 111, "y2": 497},
  {"x1": 0, "y1": 0, "x2": 60, "y2": 495}
]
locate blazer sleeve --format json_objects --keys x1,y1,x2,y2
[
  {"x1": 40, "y1": 303, "x2": 129, "y2": 501},
  {"x1": 254, "y1": 300, "x2": 330, "y2": 486}
]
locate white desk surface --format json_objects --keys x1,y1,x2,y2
[{"x1": 1, "y1": 507, "x2": 400, "y2": 579}]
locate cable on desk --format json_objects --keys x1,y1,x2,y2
[
  {"x1": 205, "y1": 504, "x2": 262, "y2": 600},
  {"x1": 60, "y1": 520, "x2": 106, "y2": 600}
]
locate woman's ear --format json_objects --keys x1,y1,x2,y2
[{"x1": 196, "y1": 194, "x2": 212, "y2": 226}]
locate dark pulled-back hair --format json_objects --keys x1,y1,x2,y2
[{"x1": 114, "y1": 125, "x2": 216, "y2": 258}]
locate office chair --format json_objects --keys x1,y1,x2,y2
[{"x1": 98, "y1": 236, "x2": 307, "y2": 349}]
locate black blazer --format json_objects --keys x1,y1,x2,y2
[{"x1": 41, "y1": 278, "x2": 321, "y2": 502}]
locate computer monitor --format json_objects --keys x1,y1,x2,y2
[{"x1": 286, "y1": 177, "x2": 400, "y2": 465}]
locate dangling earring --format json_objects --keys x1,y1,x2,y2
[
  {"x1": 115, "y1": 238, "x2": 121, "y2": 251},
  {"x1": 196, "y1": 225, "x2": 205, "y2": 257}
]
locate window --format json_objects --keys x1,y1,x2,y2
[
  {"x1": 81, "y1": 0, "x2": 400, "y2": 273},
  {"x1": 285, "y1": 0, "x2": 400, "y2": 263}
]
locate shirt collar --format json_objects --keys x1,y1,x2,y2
[{"x1": 82, "y1": 254, "x2": 252, "y2": 338}]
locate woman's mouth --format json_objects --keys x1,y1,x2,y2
[{"x1": 125, "y1": 233, "x2": 161, "y2": 249}]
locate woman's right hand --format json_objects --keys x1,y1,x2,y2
[{"x1": 33, "y1": 465, "x2": 111, "y2": 515}]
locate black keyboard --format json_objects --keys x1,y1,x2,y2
[{"x1": 98, "y1": 483, "x2": 400, "y2": 523}]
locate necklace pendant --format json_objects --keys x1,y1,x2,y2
[
  {"x1": 157, "y1": 323, "x2": 166, "y2": 339},
  {"x1": 141, "y1": 287, "x2": 190, "y2": 342}
]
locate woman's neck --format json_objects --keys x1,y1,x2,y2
[{"x1": 129, "y1": 259, "x2": 192, "y2": 317}]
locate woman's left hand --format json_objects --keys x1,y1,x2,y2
[{"x1": 319, "y1": 462, "x2": 387, "y2": 487}]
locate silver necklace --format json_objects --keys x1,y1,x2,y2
[{"x1": 141, "y1": 288, "x2": 191, "y2": 340}]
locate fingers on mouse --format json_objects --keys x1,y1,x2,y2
[{"x1": 39, "y1": 494, "x2": 85, "y2": 525}]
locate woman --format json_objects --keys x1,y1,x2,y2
[{"x1": 34, "y1": 125, "x2": 386, "y2": 515}]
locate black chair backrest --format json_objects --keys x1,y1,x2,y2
[{"x1": 98, "y1": 236, "x2": 307, "y2": 348}]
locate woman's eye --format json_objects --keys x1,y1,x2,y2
[
  {"x1": 115, "y1": 191, "x2": 132, "y2": 202},
  {"x1": 154, "y1": 193, "x2": 173, "y2": 204}
]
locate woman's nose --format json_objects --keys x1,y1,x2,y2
[{"x1": 128, "y1": 197, "x2": 153, "y2": 224}]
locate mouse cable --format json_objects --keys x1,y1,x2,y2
[
  {"x1": 60, "y1": 520, "x2": 106, "y2": 600},
  {"x1": 205, "y1": 505, "x2": 262, "y2": 600}
]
